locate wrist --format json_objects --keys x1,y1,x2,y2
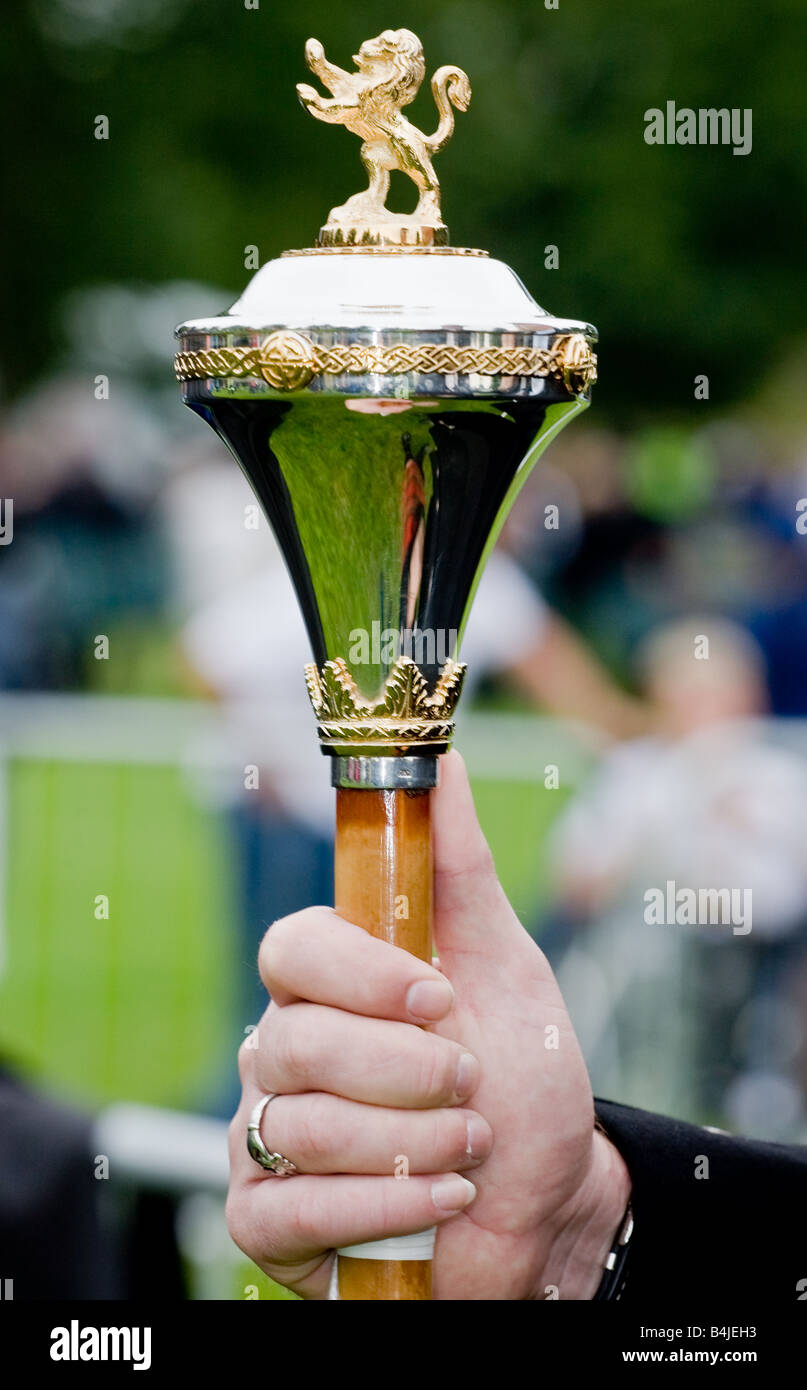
[{"x1": 537, "y1": 1127, "x2": 632, "y2": 1300}]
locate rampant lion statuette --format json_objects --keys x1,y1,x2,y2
[{"x1": 297, "y1": 28, "x2": 471, "y2": 247}]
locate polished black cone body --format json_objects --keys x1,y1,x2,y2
[{"x1": 187, "y1": 391, "x2": 583, "y2": 695}]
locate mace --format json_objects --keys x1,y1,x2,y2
[{"x1": 175, "y1": 27, "x2": 597, "y2": 1301}]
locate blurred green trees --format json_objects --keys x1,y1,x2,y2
[{"x1": 5, "y1": 0, "x2": 805, "y2": 418}]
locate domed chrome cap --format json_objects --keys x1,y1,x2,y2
[{"x1": 175, "y1": 248, "x2": 596, "y2": 402}]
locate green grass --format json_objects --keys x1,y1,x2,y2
[
  {"x1": 0, "y1": 758, "x2": 566, "y2": 1110},
  {"x1": 0, "y1": 759, "x2": 236, "y2": 1110}
]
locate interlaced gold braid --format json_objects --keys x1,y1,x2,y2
[
  {"x1": 173, "y1": 331, "x2": 597, "y2": 393},
  {"x1": 175, "y1": 345, "x2": 260, "y2": 380}
]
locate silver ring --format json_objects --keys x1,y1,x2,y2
[{"x1": 246, "y1": 1093, "x2": 299, "y2": 1177}]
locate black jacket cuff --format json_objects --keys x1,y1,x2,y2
[{"x1": 594, "y1": 1098, "x2": 807, "y2": 1304}]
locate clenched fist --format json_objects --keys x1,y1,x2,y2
[{"x1": 227, "y1": 752, "x2": 630, "y2": 1299}]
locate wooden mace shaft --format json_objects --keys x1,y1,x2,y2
[{"x1": 334, "y1": 784, "x2": 434, "y2": 1301}]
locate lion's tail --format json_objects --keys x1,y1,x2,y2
[{"x1": 426, "y1": 65, "x2": 471, "y2": 153}]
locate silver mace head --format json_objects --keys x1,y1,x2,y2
[{"x1": 175, "y1": 30, "x2": 597, "y2": 762}]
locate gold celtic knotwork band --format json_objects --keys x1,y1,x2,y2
[
  {"x1": 304, "y1": 654, "x2": 466, "y2": 750},
  {"x1": 174, "y1": 330, "x2": 597, "y2": 394}
]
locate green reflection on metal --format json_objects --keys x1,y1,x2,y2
[
  {"x1": 456, "y1": 397, "x2": 588, "y2": 650},
  {"x1": 245, "y1": 391, "x2": 589, "y2": 706}
]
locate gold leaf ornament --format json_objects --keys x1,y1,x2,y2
[{"x1": 304, "y1": 654, "x2": 466, "y2": 750}]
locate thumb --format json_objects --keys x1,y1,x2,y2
[{"x1": 432, "y1": 750, "x2": 517, "y2": 954}]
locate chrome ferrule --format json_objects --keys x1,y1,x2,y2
[{"x1": 331, "y1": 755, "x2": 440, "y2": 791}]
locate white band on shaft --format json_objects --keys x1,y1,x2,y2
[{"x1": 337, "y1": 1228, "x2": 436, "y2": 1261}]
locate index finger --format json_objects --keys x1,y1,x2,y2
[{"x1": 258, "y1": 906, "x2": 455, "y2": 1024}]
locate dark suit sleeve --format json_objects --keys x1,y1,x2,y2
[
  {"x1": 0, "y1": 1067, "x2": 124, "y2": 1298},
  {"x1": 594, "y1": 1098, "x2": 807, "y2": 1304}
]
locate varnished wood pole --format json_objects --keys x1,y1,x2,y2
[{"x1": 334, "y1": 784, "x2": 433, "y2": 1301}]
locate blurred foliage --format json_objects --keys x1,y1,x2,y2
[
  {"x1": 626, "y1": 426, "x2": 716, "y2": 521},
  {"x1": 5, "y1": 0, "x2": 806, "y2": 419}
]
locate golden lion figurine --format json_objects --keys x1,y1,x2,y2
[{"x1": 297, "y1": 29, "x2": 471, "y2": 244}]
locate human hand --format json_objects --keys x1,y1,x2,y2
[{"x1": 227, "y1": 752, "x2": 631, "y2": 1299}]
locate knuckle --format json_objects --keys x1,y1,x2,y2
[
  {"x1": 373, "y1": 1179, "x2": 406, "y2": 1233},
  {"x1": 257, "y1": 906, "x2": 333, "y2": 990},
  {"x1": 271, "y1": 1005, "x2": 315, "y2": 1086},
  {"x1": 257, "y1": 917, "x2": 292, "y2": 988},
  {"x1": 226, "y1": 1181, "x2": 289, "y2": 1271},
  {"x1": 237, "y1": 1038, "x2": 254, "y2": 1084},
  {"x1": 292, "y1": 1096, "x2": 336, "y2": 1169},
  {"x1": 285, "y1": 1186, "x2": 328, "y2": 1250}
]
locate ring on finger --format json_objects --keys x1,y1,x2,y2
[{"x1": 246, "y1": 1093, "x2": 299, "y2": 1177}]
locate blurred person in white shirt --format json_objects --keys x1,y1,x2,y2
[{"x1": 550, "y1": 616, "x2": 807, "y2": 1139}]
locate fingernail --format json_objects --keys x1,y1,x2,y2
[
  {"x1": 432, "y1": 1175, "x2": 476, "y2": 1212},
  {"x1": 465, "y1": 1113, "x2": 492, "y2": 1161},
  {"x1": 406, "y1": 978, "x2": 454, "y2": 1022},
  {"x1": 454, "y1": 1052, "x2": 480, "y2": 1101}
]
